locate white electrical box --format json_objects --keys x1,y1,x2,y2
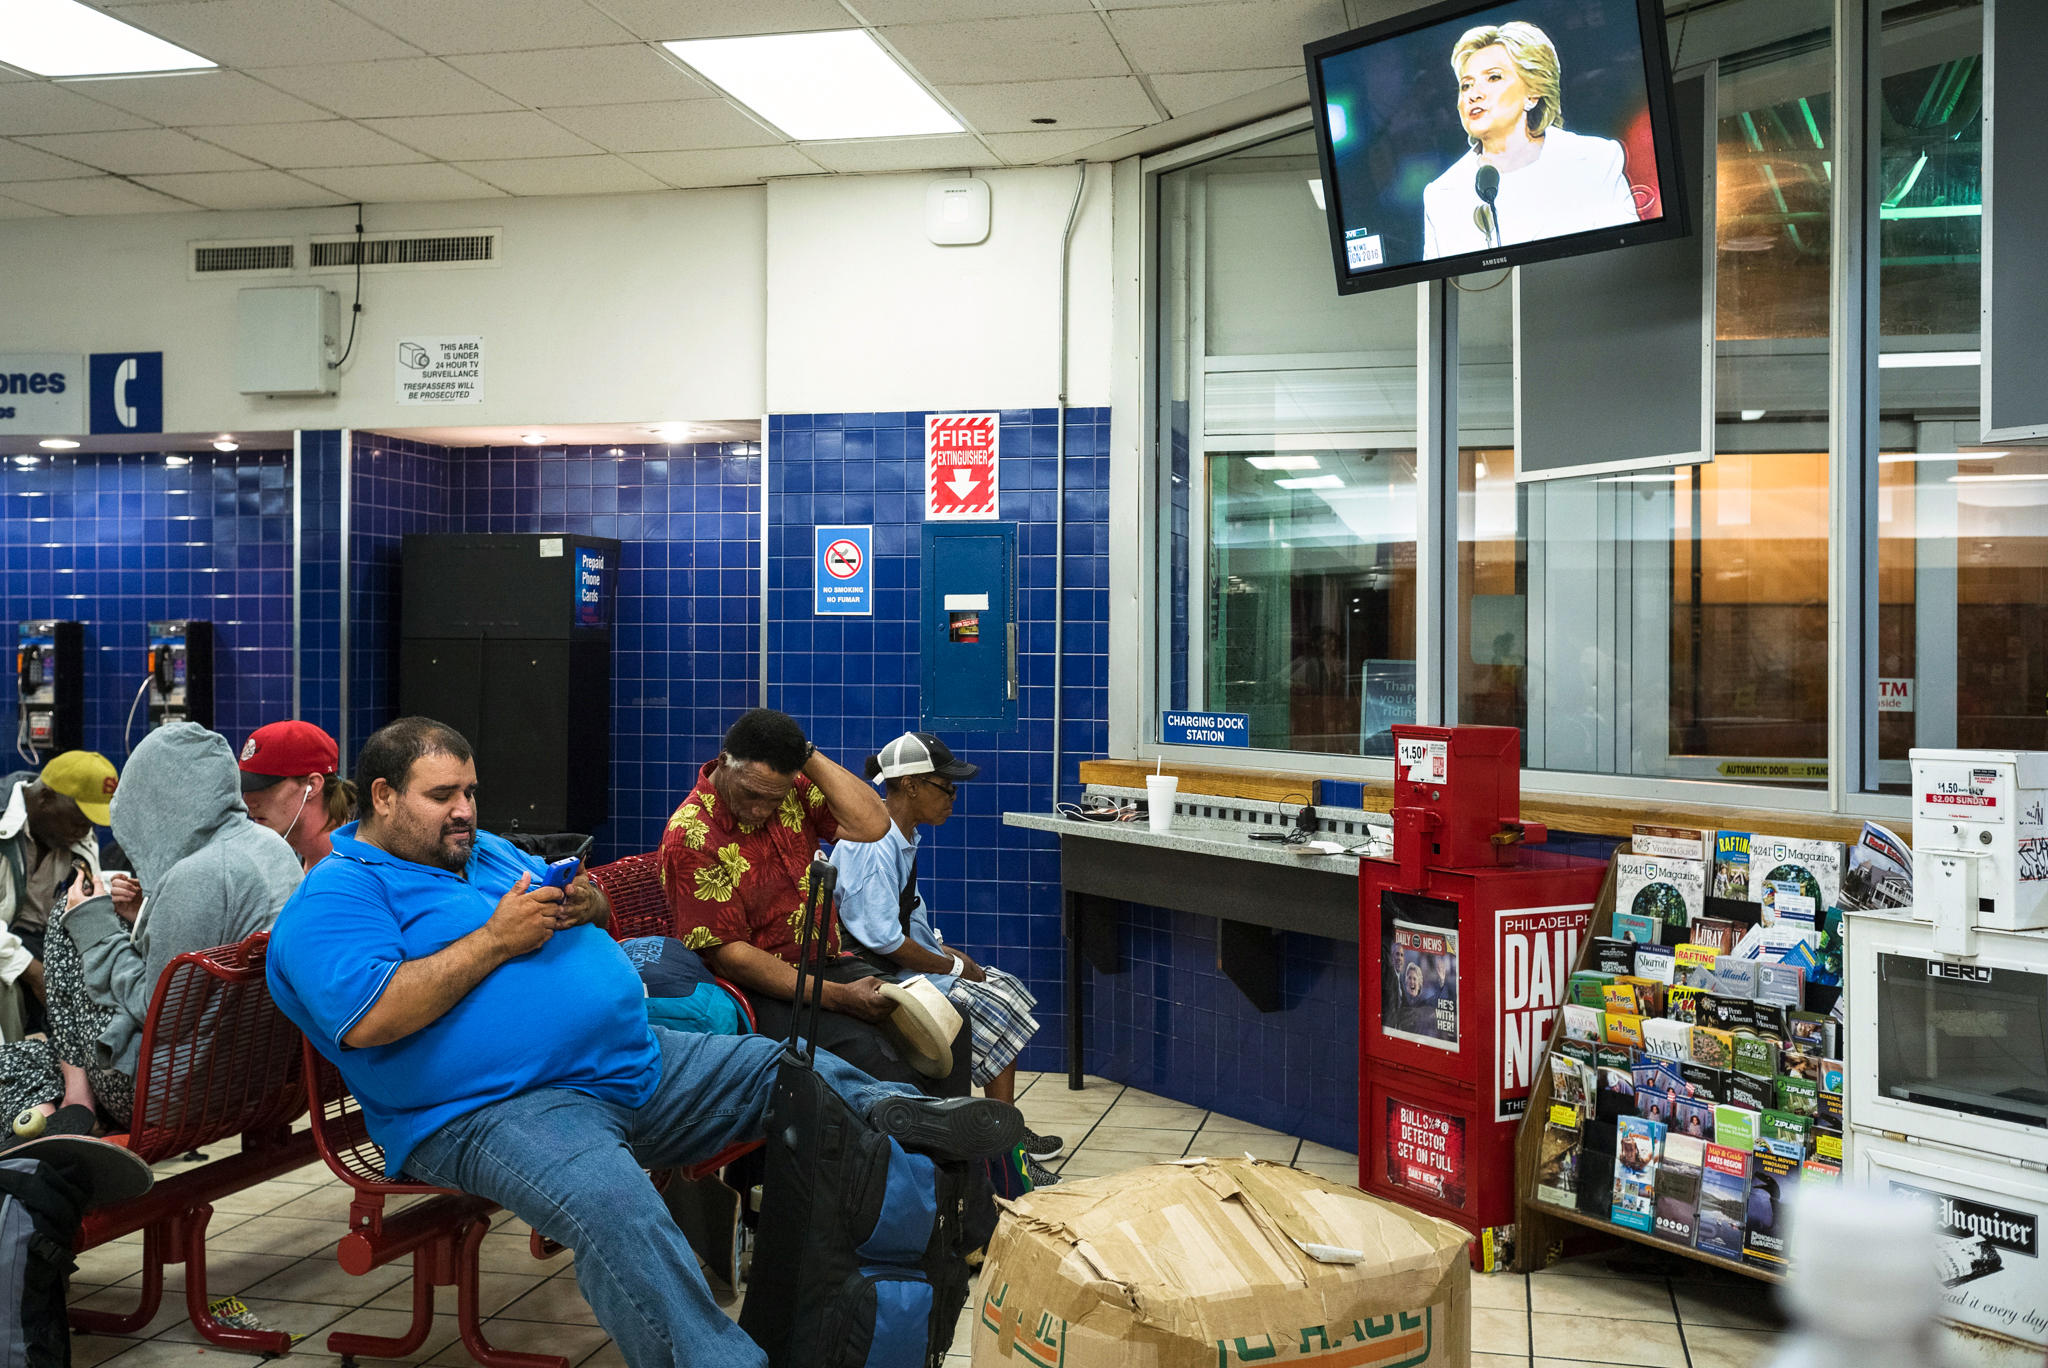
[
  {"x1": 925, "y1": 177, "x2": 990, "y2": 246},
  {"x1": 1911, "y1": 747, "x2": 2048, "y2": 931},
  {"x1": 237, "y1": 286, "x2": 338, "y2": 396}
]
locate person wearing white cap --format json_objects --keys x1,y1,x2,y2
[{"x1": 831, "y1": 732, "x2": 1064, "y2": 1175}]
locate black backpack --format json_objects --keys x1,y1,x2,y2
[
  {"x1": 738, "y1": 860, "x2": 977, "y2": 1368},
  {"x1": 0, "y1": 1156, "x2": 90, "y2": 1368}
]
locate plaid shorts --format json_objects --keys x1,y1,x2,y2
[{"x1": 948, "y1": 967, "x2": 1040, "y2": 1088}]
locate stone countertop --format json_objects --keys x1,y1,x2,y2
[{"x1": 1003, "y1": 809, "x2": 1370, "y2": 875}]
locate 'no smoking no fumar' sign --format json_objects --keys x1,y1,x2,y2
[
  {"x1": 814, "y1": 524, "x2": 872, "y2": 616},
  {"x1": 925, "y1": 413, "x2": 999, "y2": 521}
]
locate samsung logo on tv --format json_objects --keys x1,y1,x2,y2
[{"x1": 1482, "y1": 256, "x2": 1507, "y2": 266}]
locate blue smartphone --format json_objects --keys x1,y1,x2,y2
[{"x1": 538, "y1": 857, "x2": 580, "y2": 890}]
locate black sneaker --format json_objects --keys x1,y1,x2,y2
[
  {"x1": 1024, "y1": 1156, "x2": 1061, "y2": 1189},
  {"x1": 1023, "y1": 1130, "x2": 1065, "y2": 1161},
  {"x1": 869, "y1": 1096, "x2": 1024, "y2": 1161}
]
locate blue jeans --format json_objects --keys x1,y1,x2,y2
[{"x1": 404, "y1": 1026, "x2": 921, "y2": 1368}]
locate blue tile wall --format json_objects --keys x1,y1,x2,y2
[
  {"x1": 2, "y1": 450, "x2": 293, "y2": 767},
  {"x1": 339, "y1": 436, "x2": 761, "y2": 862},
  {"x1": 299, "y1": 432, "x2": 344, "y2": 747},
  {"x1": 449, "y1": 441, "x2": 762, "y2": 860},
  {"x1": 347, "y1": 436, "x2": 454, "y2": 771},
  {"x1": 767, "y1": 409, "x2": 1111, "y2": 1078}
]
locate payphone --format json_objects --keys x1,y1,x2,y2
[
  {"x1": 16, "y1": 620, "x2": 83, "y2": 763},
  {"x1": 146, "y1": 620, "x2": 214, "y2": 731}
]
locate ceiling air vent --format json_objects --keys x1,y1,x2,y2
[
  {"x1": 309, "y1": 227, "x2": 502, "y2": 274},
  {"x1": 188, "y1": 239, "x2": 294, "y2": 279}
]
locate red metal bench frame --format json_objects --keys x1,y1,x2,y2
[
  {"x1": 69, "y1": 931, "x2": 317, "y2": 1357},
  {"x1": 297, "y1": 851, "x2": 762, "y2": 1364}
]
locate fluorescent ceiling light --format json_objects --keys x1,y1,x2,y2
[
  {"x1": 1246, "y1": 455, "x2": 1320, "y2": 471},
  {"x1": 37, "y1": 438, "x2": 79, "y2": 450},
  {"x1": 1275, "y1": 474, "x2": 1344, "y2": 490},
  {"x1": 1879, "y1": 350, "x2": 1980, "y2": 368},
  {"x1": 663, "y1": 30, "x2": 960, "y2": 141},
  {"x1": 648, "y1": 423, "x2": 694, "y2": 442},
  {"x1": 1739, "y1": 409, "x2": 1765, "y2": 421},
  {"x1": 1878, "y1": 451, "x2": 2005, "y2": 464},
  {"x1": 12, "y1": 455, "x2": 39, "y2": 467},
  {"x1": 1949, "y1": 472, "x2": 2048, "y2": 483},
  {"x1": 164, "y1": 454, "x2": 191, "y2": 466},
  {"x1": 0, "y1": 0, "x2": 213, "y2": 77},
  {"x1": 212, "y1": 440, "x2": 238, "y2": 452},
  {"x1": 521, "y1": 433, "x2": 547, "y2": 446}
]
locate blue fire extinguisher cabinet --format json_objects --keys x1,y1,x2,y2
[{"x1": 920, "y1": 522, "x2": 1017, "y2": 732}]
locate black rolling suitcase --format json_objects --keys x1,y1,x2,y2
[{"x1": 738, "y1": 859, "x2": 977, "y2": 1368}]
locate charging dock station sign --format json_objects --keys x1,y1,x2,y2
[
  {"x1": 815, "y1": 525, "x2": 872, "y2": 615},
  {"x1": 1161, "y1": 711, "x2": 1250, "y2": 747},
  {"x1": 925, "y1": 413, "x2": 999, "y2": 520}
]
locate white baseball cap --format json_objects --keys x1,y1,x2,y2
[{"x1": 866, "y1": 732, "x2": 980, "y2": 784}]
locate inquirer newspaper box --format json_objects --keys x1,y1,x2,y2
[{"x1": 971, "y1": 1158, "x2": 1470, "y2": 1368}]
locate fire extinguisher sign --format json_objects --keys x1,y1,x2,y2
[
  {"x1": 1495, "y1": 903, "x2": 1595, "y2": 1122},
  {"x1": 925, "y1": 413, "x2": 999, "y2": 520}
]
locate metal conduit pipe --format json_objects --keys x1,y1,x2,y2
[{"x1": 1050, "y1": 160, "x2": 1087, "y2": 811}]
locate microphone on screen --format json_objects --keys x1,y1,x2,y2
[{"x1": 1475, "y1": 164, "x2": 1501, "y2": 246}]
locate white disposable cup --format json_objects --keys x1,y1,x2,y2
[{"x1": 1146, "y1": 775, "x2": 1178, "y2": 833}]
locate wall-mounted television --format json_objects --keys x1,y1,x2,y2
[{"x1": 1304, "y1": 0, "x2": 1688, "y2": 294}]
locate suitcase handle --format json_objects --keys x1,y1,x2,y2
[{"x1": 784, "y1": 858, "x2": 839, "y2": 1066}]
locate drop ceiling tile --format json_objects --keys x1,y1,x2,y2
[
  {"x1": 15, "y1": 128, "x2": 260, "y2": 174},
  {"x1": 937, "y1": 77, "x2": 1157, "y2": 134},
  {"x1": 359, "y1": 111, "x2": 600, "y2": 161},
  {"x1": 0, "y1": 175, "x2": 200, "y2": 214},
  {"x1": 249, "y1": 59, "x2": 522, "y2": 119},
  {"x1": 1149, "y1": 67, "x2": 1300, "y2": 117},
  {"x1": 879, "y1": 13, "x2": 1130, "y2": 84},
  {"x1": 798, "y1": 133, "x2": 993, "y2": 174},
  {"x1": 981, "y1": 126, "x2": 1139, "y2": 163},
  {"x1": 0, "y1": 138, "x2": 99, "y2": 183},
  {"x1": 104, "y1": 0, "x2": 425, "y2": 67},
  {"x1": 295, "y1": 161, "x2": 506, "y2": 201},
  {"x1": 187, "y1": 120, "x2": 427, "y2": 168},
  {"x1": 598, "y1": 0, "x2": 856, "y2": 42},
  {"x1": 59, "y1": 71, "x2": 331, "y2": 128},
  {"x1": 622, "y1": 145, "x2": 824, "y2": 188},
  {"x1": 328, "y1": 0, "x2": 639, "y2": 55},
  {"x1": 544, "y1": 100, "x2": 781, "y2": 154},
  {"x1": 445, "y1": 45, "x2": 711, "y2": 109},
  {"x1": 1104, "y1": 0, "x2": 1347, "y2": 73},
  {"x1": 0, "y1": 195, "x2": 59, "y2": 219},
  {"x1": 858, "y1": 0, "x2": 1090, "y2": 20},
  {"x1": 452, "y1": 154, "x2": 668, "y2": 197},
  {"x1": 133, "y1": 168, "x2": 345, "y2": 209},
  {"x1": 0, "y1": 84, "x2": 155, "y2": 137}
]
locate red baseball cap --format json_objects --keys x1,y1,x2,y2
[{"x1": 238, "y1": 721, "x2": 340, "y2": 793}]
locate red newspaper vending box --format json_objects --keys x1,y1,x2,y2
[{"x1": 1358, "y1": 725, "x2": 1607, "y2": 1266}]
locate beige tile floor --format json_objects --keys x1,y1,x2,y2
[{"x1": 62, "y1": 1072, "x2": 1785, "y2": 1367}]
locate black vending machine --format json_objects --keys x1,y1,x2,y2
[{"x1": 399, "y1": 533, "x2": 620, "y2": 835}]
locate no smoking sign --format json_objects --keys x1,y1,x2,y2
[
  {"x1": 925, "y1": 413, "x2": 999, "y2": 521},
  {"x1": 814, "y1": 525, "x2": 871, "y2": 616}
]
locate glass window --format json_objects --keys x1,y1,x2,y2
[
  {"x1": 1155, "y1": 130, "x2": 1420, "y2": 755},
  {"x1": 1872, "y1": 1, "x2": 2029, "y2": 786}
]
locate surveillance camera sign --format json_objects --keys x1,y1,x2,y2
[{"x1": 395, "y1": 336, "x2": 483, "y2": 405}]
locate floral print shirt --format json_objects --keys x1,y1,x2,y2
[{"x1": 658, "y1": 759, "x2": 841, "y2": 965}]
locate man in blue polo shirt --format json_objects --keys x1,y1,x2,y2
[{"x1": 269, "y1": 716, "x2": 1022, "y2": 1368}]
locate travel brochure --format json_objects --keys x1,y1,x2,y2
[{"x1": 1535, "y1": 858, "x2": 1854, "y2": 1275}]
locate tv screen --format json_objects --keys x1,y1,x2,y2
[{"x1": 1305, "y1": 0, "x2": 1687, "y2": 293}]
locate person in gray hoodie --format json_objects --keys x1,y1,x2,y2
[{"x1": 0, "y1": 724, "x2": 301, "y2": 1131}]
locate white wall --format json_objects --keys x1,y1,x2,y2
[
  {"x1": 0, "y1": 188, "x2": 767, "y2": 433},
  {"x1": 765, "y1": 165, "x2": 1112, "y2": 414}
]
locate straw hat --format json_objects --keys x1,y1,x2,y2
[{"x1": 876, "y1": 976, "x2": 962, "y2": 1080}]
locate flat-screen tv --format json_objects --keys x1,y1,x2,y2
[{"x1": 1305, "y1": 0, "x2": 1688, "y2": 293}]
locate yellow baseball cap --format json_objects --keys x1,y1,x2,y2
[{"x1": 40, "y1": 751, "x2": 118, "y2": 827}]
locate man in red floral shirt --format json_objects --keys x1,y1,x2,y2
[{"x1": 660, "y1": 709, "x2": 970, "y2": 1094}]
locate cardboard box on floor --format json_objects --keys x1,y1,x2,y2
[{"x1": 970, "y1": 1157, "x2": 1470, "y2": 1368}]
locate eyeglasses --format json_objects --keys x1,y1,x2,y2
[{"x1": 921, "y1": 778, "x2": 957, "y2": 800}]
